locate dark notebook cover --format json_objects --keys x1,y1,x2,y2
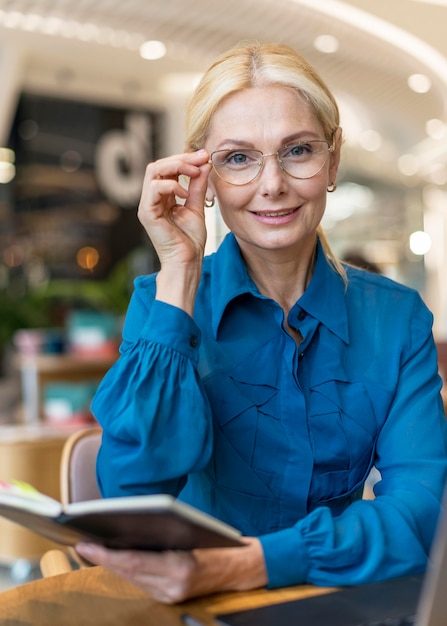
[
  {"x1": 0, "y1": 492, "x2": 243, "y2": 551},
  {"x1": 216, "y1": 574, "x2": 423, "y2": 626}
]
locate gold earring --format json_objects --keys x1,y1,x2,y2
[
  {"x1": 205, "y1": 198, "x2": 215, "y2": 208},
  {"x1": 327, "y1": 183, "x2": 337, "y2": 193}
]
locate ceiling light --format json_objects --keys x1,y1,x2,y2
[
  {"x1": 427, "y1": 163, "x2": 447, "y2": 185},
  {"x1": 358, "y1": 129, "x2": 382, "y2": 152},
  {"x1": 77, "y1": 23, "x2": 101, "y2": 42},
  {"x1": 61, "y1": 20, "x2": 82, "y2": 39},
  {"x1": 313, "y1": 34, "x2": 339, "y2": 54},
  {"x1": 41, "y1": 17, "x2": 64, "y2": 36},
  {"x1": 139, "y1": 40, "x2": 167, "y2": 61},
  {"x1": 22, "y1": 13, "x2": 43, "y2": 32},
  {"x1": 409, "y1": 231, "x2": 432, "y2": 256},
  {"x1": 3, "y1": 11, "x2": 23, "y2": 29},
  {"x1": 0, "y1": 149, "x2": 15, "y2": 184},
  {"x1": 426, "y1": 118, "x2": 447, "y2": 139},
  {"x1": 398, "y1": 154, "x2": 421, "y2": 176},
  {"x1": 407, "y1": 73, "x2": 432, "y2": 93},
  {"x1": 0, "y1": 162, "x2": 15, "y2": 184},
  {"x1": 0, "y1": 148, "x2": 14, "y2": 162},
  {"x1": 292, "y1": 0, "x2": 447, "y2": 89},
  {"x1": 0, "y1": 10, "x2": 145, "y2": 53}
]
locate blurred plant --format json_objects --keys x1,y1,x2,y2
[
  {"x1": 0, "y1": 253, "x2": 137, "y2": 351},
  {"x1": 38, "y1": 253, "x2": 133, "y2": 316},
  {"x1": 0, "y1": 289, "x2": 52, "y2": 349}
]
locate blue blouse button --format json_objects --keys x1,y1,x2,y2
[
  {"x1": 297, "y1": 310, "x2": 307, "y2": 321},
  {"x1": 189, "y1": 335, "x2": 199, "y2": 348}
]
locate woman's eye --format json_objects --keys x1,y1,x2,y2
[
  {"x1": 287, "y1": 143, "x2": 311, "y2": 157},
  {"x1": 225, "y1": 151, "x2": 255, "y2": 167},
  {"x1": 227, "y1": 152, "x2": 248, "y2": 164},
  {"x1": 231, "y1": 153, "x2": 246, "y2": 163}
]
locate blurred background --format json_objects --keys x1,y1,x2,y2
[{"x1": 0, "y1": 0, "x2": 447, "y2": 584}]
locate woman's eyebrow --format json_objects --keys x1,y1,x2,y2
[
  {"x1": 213, "y1": 139, "x2": 256, "y2": 150},
  {"x1": 281, "y1": 131, "x2": 322, "y2": 144}
]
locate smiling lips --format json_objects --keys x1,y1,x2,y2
[{"x1": 254, "y1": 207, "x2": 299, "y2": 218}]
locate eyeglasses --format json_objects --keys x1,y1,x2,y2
[{"x1": 208, "y1": 140, "x2": 334, "y2": 186}]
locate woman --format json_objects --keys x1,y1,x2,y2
[{"x1": 77, "y1": 42, "x2": 447, "y2": 603}]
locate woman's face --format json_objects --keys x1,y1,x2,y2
[{"x1": 205, "y1": 85, "x2": 341, "y2": 256}]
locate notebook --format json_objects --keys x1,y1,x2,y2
[{"x1": 216, "y1": 489, "x2": 447, "y2": 626}]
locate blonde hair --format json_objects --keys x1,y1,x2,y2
[{"x1": 185, "y1": 41, "x2": 346, "y2": 281}]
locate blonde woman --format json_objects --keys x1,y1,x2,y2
[{"x1": 78, "y1": 42, "x2": 447, "y2": 603}]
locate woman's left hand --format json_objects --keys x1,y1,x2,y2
[{"x1": 76, "y1": 537, "x2": 267, "y2": 604}]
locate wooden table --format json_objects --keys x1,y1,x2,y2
[{"x1": 0, "y1": 565, "x2": 335, "y2": 625}]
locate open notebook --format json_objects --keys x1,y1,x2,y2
[{"x1": 216, "y1": 487, "x2": 447, "y2": 626}]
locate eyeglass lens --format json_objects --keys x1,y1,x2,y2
[{"x1": 210, "y1": 140, "x2": 332, "y2": 185}]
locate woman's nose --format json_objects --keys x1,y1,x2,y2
[{"x1": 258, "y1": 154, "x2": 287, "y2": 194}]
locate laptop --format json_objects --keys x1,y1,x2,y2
[{"x1": 216, "y1": 490, "x2": 447, "y2": 626}]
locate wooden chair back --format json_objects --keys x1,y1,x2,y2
[{"x1": 60, "y1": 426, "x2": 102, "y2": 506}]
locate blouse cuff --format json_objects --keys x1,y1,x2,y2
[
  {"x1": 259, "y1": 526, "x2": 308, "y2": 588},
  {"x1": 140, "y1": 300, "x2": 201, "y2": 363}
]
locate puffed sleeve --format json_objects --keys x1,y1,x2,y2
[
  {"x1": 259, "y1": 293, "x2": 447, "y2": 588},
  {"x1": 93, "y1": 277, "x2": 214, "y2": 497}
]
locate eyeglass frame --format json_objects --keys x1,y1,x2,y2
[{"x1": 207, "y1": 139, "x2": 335, "y2": 186}]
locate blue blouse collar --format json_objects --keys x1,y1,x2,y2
[{"x1": 209, "y1": 232, "x2": 349, "y2": 343}]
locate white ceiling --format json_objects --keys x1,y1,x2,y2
[{"x1": 0, "y1": 0, "x2": 447, "y2": 187}]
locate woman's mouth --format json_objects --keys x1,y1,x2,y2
[
  {"x1": 256, "y1": 209, "x2": 296, "y2": 217},
  {"x1": 252, "y1": 207, "x2": 299, "y2": 223}
]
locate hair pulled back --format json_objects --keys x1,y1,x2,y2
[{"x1": 185, "y1": 41, "x2": 340, "y2": 151}]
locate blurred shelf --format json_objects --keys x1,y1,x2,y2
[{"x1": 15, "y1": 352, "x2": 118, "y2": 423}]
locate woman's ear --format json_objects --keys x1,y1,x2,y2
[{"x1": 328, "y1": 127, "x2": 342, "y2": 183}]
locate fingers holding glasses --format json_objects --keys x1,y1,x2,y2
[
  {"x1": 137, "y1": 150, "x2": 212, "y2": 269},
  {"x1": 139, "y1": 150, "x2": 210, "y2": 219}
]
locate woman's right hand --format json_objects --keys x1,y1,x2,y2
[
  {"x1": 137, "y1": 150, "x2": 212, "y2": 315},
  {"x1": 137, "y1": 150, "x2": 211, "y2": 268}
]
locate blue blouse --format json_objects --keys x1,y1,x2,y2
[{"x1": 93, "y1": 233, "x2": 447, "y2": 589}]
